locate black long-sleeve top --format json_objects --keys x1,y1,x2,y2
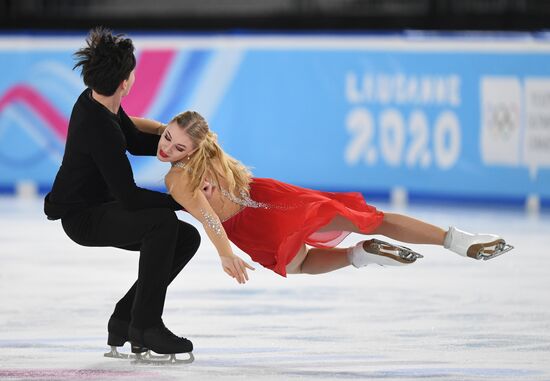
[{"x1": 44, "y1": 88, "x2": 180, "y2": 220}]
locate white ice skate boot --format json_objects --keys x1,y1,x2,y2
[
  {"x1": 444, "y1": 226, "x2": 514, "y2": 260},
  {"x1": 348, "y1": 239, "x2": 423, "y2": 268}
]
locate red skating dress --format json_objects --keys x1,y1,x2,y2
[{"x1": 221, "y1": 178, "x2": 384, "y2": 277}]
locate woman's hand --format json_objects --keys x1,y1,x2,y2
[{"x1": 220, "y1": 254, "x2": 255, "y2": 284}]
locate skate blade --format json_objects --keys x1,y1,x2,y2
[
  {"x1": 371, "y1": 239, "x2": 424, "y2": 264},
  {"x1": 104, "y1": 346, "x2": 138, "y2": 359},
  {"x1": 367, "y1": 239, "x2": 423, "y2": 264},
  {"x1": 133, "y1": 351, "x2": 195, "y2": 365},
  {"x1": 468, "y1": 239, "x2": 513, "y2": 260},
  {"x1": 105, "y1": 347, "x2": 194, "y2": 364},
  {"x1": 478, "y1": 243, "x2": 514, "y2": 261}
]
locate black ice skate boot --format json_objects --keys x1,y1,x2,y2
[
  {"x1": 107, "y1": 316, "x2": 130, "y2": 347},
  {"x1": 128, "y1": 321, "x2": 194, "y2": 363},
  {"x1": 104, "y1": 316, "x2": 146, "y2": 359}
]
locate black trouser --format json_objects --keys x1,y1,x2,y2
[{"x1": 61, "y1": 202, "x2": 200, "y2": 329}]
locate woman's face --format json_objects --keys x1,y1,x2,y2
[{"x1": 157, "y1": 123, "x2": 196, "y2": 162}]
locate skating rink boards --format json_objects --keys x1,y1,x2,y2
[{"x1": 0, "y1": 197, "x2": 549, "y2": 381}]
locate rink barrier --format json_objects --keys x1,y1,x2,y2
[
  {"x1": 15, "y1": 180, "x2": 38, "y2": 199},
  {"x1": 3, "y1": 182, "x2": 548, "y2": 214},
  {"x1": 0, "y1": 182, "x2": 49, "y2": 198}
]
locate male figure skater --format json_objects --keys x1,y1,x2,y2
[{"x1": 44, "y1": 27, "x2": 200, "y2": 360}]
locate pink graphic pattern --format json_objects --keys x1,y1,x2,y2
[
  {"x1": 122, "y1": 50, "x2": 176, "y2": 116},
  {"x1": 0, "y1": 85, "x2": 69, "y2": 140}
]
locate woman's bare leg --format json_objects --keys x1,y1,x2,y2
[
  {"x1": 317, "y1": 213, "x2": 446, "y2": 246},
  {"x1": 286, "y1": 212, "x2": 449, "y2": 275},
  {"x1": 372, "y1": 213, "x2": 446, "y2": 245},
  {"x1": 286, "y1": 245, "x2": 350, "y2": 275},
  {"x1": 300, "y1": 248, "x2": 350, "y2": 274},
  {"x1": 287, "y1": 211, "x2": 511, "y2": 275}
]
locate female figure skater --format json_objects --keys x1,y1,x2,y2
[{"x1": 158, "y1": 111, "x2": 513, "y2": 284}]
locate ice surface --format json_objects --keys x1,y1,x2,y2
[{"x1": 0, "y1": 198, "x2": 549, "y2": 381}]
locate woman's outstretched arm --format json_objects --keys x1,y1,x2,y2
[{"x1": 165, "y1": 169, "x2": 254, "y2": 284}]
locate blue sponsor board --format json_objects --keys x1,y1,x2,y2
[{"x1": 1, "y1": 35, "x2": 549, "y2": 204}]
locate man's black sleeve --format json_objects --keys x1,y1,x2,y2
[
  {"x1": 89, "y1": 123, "x2": 181, "y2": 211},
  {"x1": 120, "y1": 110, "x2": 162, "y2": 156}
]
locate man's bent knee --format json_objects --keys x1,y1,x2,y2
[
  {"x1": 176, "y1": 221, "x2": 201, "y2": 254},
  {"x1": 149, "y1": 209, "x2": 178, "y2": 227}
]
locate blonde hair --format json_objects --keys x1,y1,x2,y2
[{"x1": 171, "y1": 111, "x2": 252, "y2": 195}]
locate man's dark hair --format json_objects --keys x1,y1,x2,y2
[{"x1": 73, "y1": 27, "x2": 136, "y2": 96}]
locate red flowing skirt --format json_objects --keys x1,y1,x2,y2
[{"x1": 222, "y1": 178, "x2": 384, "y2": 277}]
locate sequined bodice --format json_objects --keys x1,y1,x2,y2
[
  {"x1": 171, "y1": 160, "x2": 268, "y2": 221},
  {"x1": 220, "y1": 188, "x2": 268, "y2": 209}
]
